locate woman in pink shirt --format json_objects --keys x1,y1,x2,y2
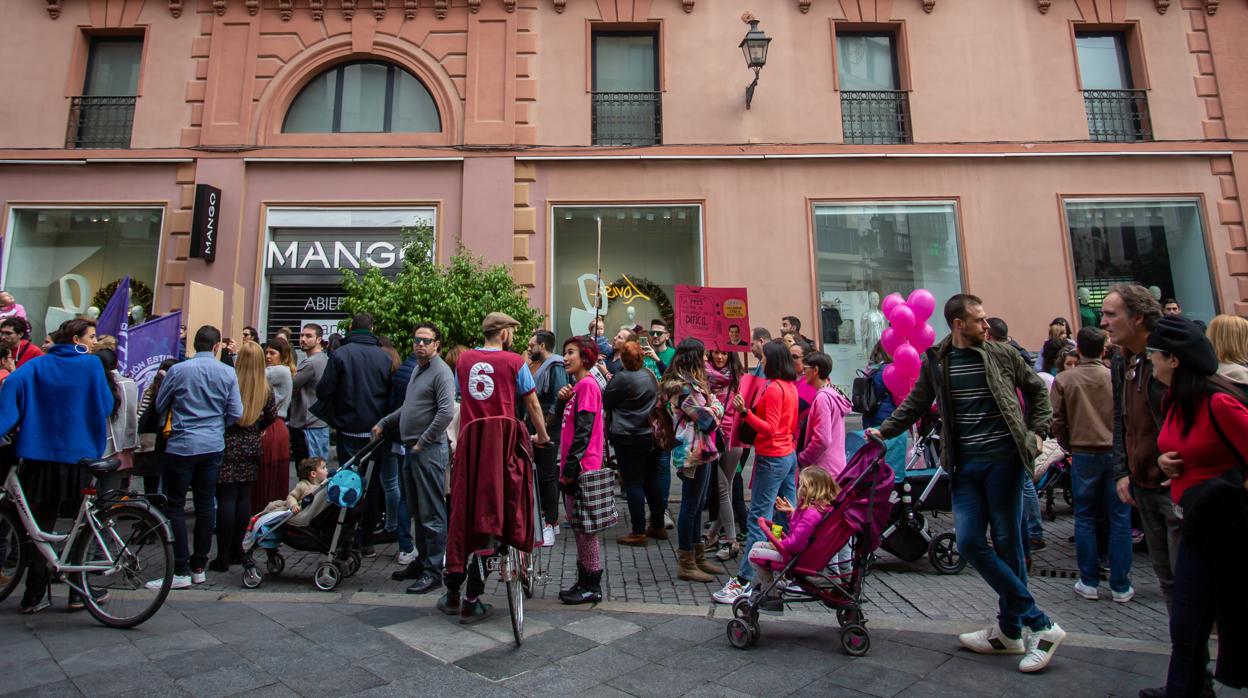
[
  {"x1": 556, "y1": 335, "x2": 606, "y2": 605},
  {"x1": 797, "y1": 351, "x2": 852, "y2": 479}
]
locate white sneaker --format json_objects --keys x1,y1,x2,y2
[
  {"x1": 958, "y1": 624, "x2": 1025, "y2": 654},
  {"x1": 191, "y1": 569, "x2": 207, "y2": 585},
  {"x1": 1112, "y1": 586, "x2": 1135, "y2": 603},
  {"x1": 147, "y1": 575, "x2": 191, "y2": 590},
  {"x1": 664, "y1": 511, "x2": 675, "y2": 530},
  {"x1": 542, "y1": 525, "x2": 556, "y2": 548},
  {"x1": 1073, "y1": 580, "x2": 1099, "y2": 600},
  {"x1": 1019, "y1": 623, "x2": 1066, "y2": 673},
  {"x1": 396, "y1": 549, "x2": 418, "y2": 566},
  {"x1": 712, "y1": 577, "x2": 751, "y2": 605}
]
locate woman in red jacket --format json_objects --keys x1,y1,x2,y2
[
  {"x1": 713, "y1": 339, "x2": 799, "y2": 605},
  {"x1": 1144, "y1": 315, "x2": 1248, "y2": 698}
]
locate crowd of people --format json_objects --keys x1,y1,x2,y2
[{"x1": 0, "y1": 284, "x2": 1244, "y2": 697}]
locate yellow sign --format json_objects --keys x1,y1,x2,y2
[{"x1": 605, "y1": 275, "x2": 651, "y2": 305}]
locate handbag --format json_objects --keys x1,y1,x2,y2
[
  {"x1": 573, "y1": 468, "x2": 619, "y2": 534},
  {"x1": 649, "y1": 375, "x2": 675, "y2": 451},
  {"x1": 737, "y1": 380, "x2": 772, "y2": 446}
]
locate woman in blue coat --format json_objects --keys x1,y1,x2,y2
[{"x1": 0, "y1": 318, "x2": 113, "y2": 613}]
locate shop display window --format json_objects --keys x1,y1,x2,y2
[
  {"x1": 1065, "y1": 199, "x2": 1215, "y2": 321},
  {"x1": 812, "y1": 201, "x2": 964, "y2": 396},
  {"x1": 3, "y1": 208, "x2": 163, "y2": 341},
  {"x1": 551, "y1": 206, "x2": 701, "y2": 340}
]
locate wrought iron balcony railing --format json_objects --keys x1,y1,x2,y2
[
  {"x1": 1083, "y1": 89, "x2": 1152, "y2": 142},
  {"x1": 591, "y1": 91, "x2": 662, "y2": 146},
  {"x1": 66, "y1": 96, "x2": 136, "y2": 149},
  {"x1": 840, "y1": 90, "x2": 912, "y2": 145}
]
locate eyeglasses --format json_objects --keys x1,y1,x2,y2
[{"x1": 412, "y1": 337, "x2": 436, "y2": 346}]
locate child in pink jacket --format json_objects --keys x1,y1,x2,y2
[
  {"x1": 797, "y1": 351, "x2": 852, "y2": 478},
  {"x1": 747, "y1": 467, "x2": 840, "y2": 614}
]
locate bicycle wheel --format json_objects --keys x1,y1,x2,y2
[
  {"x1": 71, "y1": 503, "x2": 173, "y2": 628},
  {"x1": 0, "y1": 503, "x2": 27, "y2": 603},
  {"x1": 505, "y1": 546, "x2": 524, "y2": 645},
  {"x1": 520, "y1": 546, "x2": 536, "y2": 599}
]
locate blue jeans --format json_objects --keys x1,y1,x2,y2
[
  {"x1": 302, "y1": 427, "x2": 330, "y2": 463},
  {"x1": 1071, "y1": 452, "x2": 1132, "y2": 591},
  {"x1": 161, "y1": 451, "x2": 223, "y2": 575},
  {"x1": 952, "y1": 459, "x2": 1051, "y2": 638},
  {"x1": 676, "y1": 461, "x2": 714, "y2": 550},
  {"x1": 737, "y1": 452, "x2": 797, "y2": 581},
  {"x1": 658, "y1": 450, "x2": 672, "y2": 513},
  {"x1": 381, "y1": 444, "x2": 412, "y2": 553},
  {"x1": 399, "y1": 442, "x2": 449, "y2": 574},
  {"x1": 1022, "y1": 475, "x2": 1044, "y2": 541}
]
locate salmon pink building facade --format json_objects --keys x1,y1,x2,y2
[{"x1": 2, "y1": 0, "x2": 1247, "y2": 393}]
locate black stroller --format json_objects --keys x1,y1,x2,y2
[
  {"x1": 240, "y1": 437, "x2": 385, "y2": 591},
  {"x1": 878, "y1": 417, "x2": 965, "y2": 574}
]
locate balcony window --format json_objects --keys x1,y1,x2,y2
[
  {"x1": 67, "y1": 37, "x2": 141, "y2": 148},
  {"x1": 1075, "y1": 33, "x2": 1152, "y2": 142},
  {"x1": 592, "y1": 33, "x2": 661, "y2": 146},
  {"x1": 283, "y1": 61, "x2": 440, "y2": 134},
  {"x1": 837, "y1": 32, "x2": 910, "y2": 145}
]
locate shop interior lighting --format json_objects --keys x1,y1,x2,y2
[
  {"x1": 616, "y1": 211, "x2": 626, "y2": 220},
  {"x1": 646, "y1": 213, "x2": 655, "y2": 221},
  {"x1": 632, "y1": 211, "x2": 641, "y2": 219}
]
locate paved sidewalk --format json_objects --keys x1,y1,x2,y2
[{"x1": 0, "y1": 591, "x2": 1176, "y2": 698}]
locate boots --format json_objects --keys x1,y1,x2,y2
[
  {"x1": 560, "y1": 565, "x2": 602, "y2": 605},
  {"x1": 645, "y1": 526, "x2": 668, "y2": 541},
  {"x1": 677, "y1": 549, "x2": 714, "y2": 582},
  {"x1": 693, "y1": 543, "x2": 723, "y2": 576},
  {"x1": 617, "y1": 532, "x2": 648, "y2": 546}
]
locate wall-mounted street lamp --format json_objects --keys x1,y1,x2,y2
[{"x1": 739, "y1": 14, "x2": 772, "y2": 109}]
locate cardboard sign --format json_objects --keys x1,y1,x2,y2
[{"x1": 674, "y1": 285, "x2": 751, "y2": 352}]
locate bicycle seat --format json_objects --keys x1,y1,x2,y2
[{"x1": 79, "y1": 456, "x2": 122, "y2": 474}]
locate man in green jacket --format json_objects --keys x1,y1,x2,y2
[{"x1": 867, "y1": 293, "x2": 1064, "y2": 673}]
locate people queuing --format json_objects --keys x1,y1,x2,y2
[{"x1": 214, "y1": 340, "x2": 275, "y2": 573}]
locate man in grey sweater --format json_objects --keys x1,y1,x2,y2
[
  {"x1": 373, "y1": 323, "x2": 456, "y2": 595},
  {"x1": 289, "y1": 323, "x2": 330, "y2": 462}
]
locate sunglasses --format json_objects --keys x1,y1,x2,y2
[
  {"x1": 650, "y1": 330, "x2": 666, "y2": 336},
  {"x1": 412, "y1": 337, "x2": 437, "y2": 346}
]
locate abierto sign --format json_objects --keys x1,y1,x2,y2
[{"x1": 190, "y1": 184, "x2": 221, "y2": 262}]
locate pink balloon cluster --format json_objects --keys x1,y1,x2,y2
[{"x1": 879, "y1": 289, "x2": 937, "y2": 404}]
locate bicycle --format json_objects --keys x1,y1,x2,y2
[
  {"x1": 0, "y1": 457, "x2": 175, "y2": 628},
  {"x1": 481, "y1": 461, "x2": 547, "y2": 646}
]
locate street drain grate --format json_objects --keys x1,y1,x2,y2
[{"x1": 1032, "y1": 566, "x2": 1108, "y2": 581}]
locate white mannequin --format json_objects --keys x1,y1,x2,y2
[
  {"x1": 130, "y1": 304, "x2": 146, "y2": 325},
  {"x1": 1148, "y1": 286, "x2": 1162, "y2": 301},
  {"x1": 85, "y1": 306, "x2": 101, "y2": 320},
  {"x1": 861, "y1": 291, "x2": 886, "y2": 352}
]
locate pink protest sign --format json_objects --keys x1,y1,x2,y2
[{"x1": 674, "y1": 285, "x2": 751, "y2": 352}]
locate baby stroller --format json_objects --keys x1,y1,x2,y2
[
  {"x1": 878, "y1": 417, "x2": 965, "y2": 574},
  {"x1": 1034, "y1": 452, "x2": 1073, "y2": 522},
  {"x1": 726, "y1": 437, "x2": 894, "y2": 656},
  {"x1": 240, "y1": 437, "x2": 385, "y2": 592}
]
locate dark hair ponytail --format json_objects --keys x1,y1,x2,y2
[{"x1": 95, "y1": 348, "x2": 122, "y2": 419}]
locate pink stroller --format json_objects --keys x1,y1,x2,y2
[{"x1": 726, "y1": 437, "x2": 894, "y2": 655}]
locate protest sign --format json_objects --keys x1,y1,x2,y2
[{"x1": 674, "y1": 285, "x2": 751, "y2": 352}]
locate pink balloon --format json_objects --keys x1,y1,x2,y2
[
  {"x1": 907, "y1": 289, "x2": 937, "y2": 324},
  {"x1": 888, "y1": 304, "x2": 917, "y2": 339},
  {"x1": 880, "y1": 327, "x2": 904, "y2": 357},
  {"x1": 881, "y1": 293, "x2": 905, "y2": 318},
  {"x1": 912, "y1": 323, "x2": 937, "y2": 353},
  {"x1": 882, "y1": 363, "x2": 905, "y2": 398},
  {"x1": 893, "y1": 343, "x2": 921, "y2": 379}
]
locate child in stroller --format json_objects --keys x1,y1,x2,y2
[
  {"x1": 261, "y1": 457, "x2": 327, "y2": 516},
  {"x1": 726, "y1": 439, "x2": 894, "y2": 655},
  {"x1": 746, "y1": 467, "x2": 840, "y2": 615}
]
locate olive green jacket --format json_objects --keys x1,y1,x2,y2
[{"x1": 879, "y1": 336, "x2": 1052, "y2": 475}]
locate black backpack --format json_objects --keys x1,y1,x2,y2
[{"x1": 851, "y1": 367, "x2": 886, "y2": 416}]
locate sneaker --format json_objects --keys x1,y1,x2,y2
[
  {"x1": 436, "y1": 591, "x2": 461, "y2": 615},
  {"x1": 191, "y1": 569, "x2": 207, "y2": 585},
  {"x1": 1029, "y1": 538, "x2": 1047, "y2": 552},
  {"x1": 458, "y1": 598, "x2": 494, "y2": 624},
  {"x1": 1019, "y1": 623, "x2": 1066, "y2": 673},
  {"x1": 1112, "y1": 586, "x2": 1136, "y2": 603},
  {"x1": 148, "y1": 575, "x2": 191, "y2": 590},
  {"x1": 361, "y1": 546, "x2": 377, "y2": 559},
  {"x1": 712, "y1": 577, "x2": 751, "y2": 605},
  {"x1": 542, "y1": 525, "x2": 556, "y2": 548},
  {"x1": 1074, "y1": 580, "x2": 1099, "y2": 600},
  {"x1": 20, "y1": 595, "x2": 51, "y2": 615},
  {"x1": 664, "y1": 511, "x2": 675, "y2": 530},
  {"x1": 67, "y1": 589, "x2": 110, "y2": 611},
  {"x1": 958, "y1": 624, "x2": 1025, "y2": 655},
  {"x1": 396, "y1": 548, "x2": 418, "y2": 566}
]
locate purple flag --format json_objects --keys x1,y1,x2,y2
[
  {"x1": 97, "y1": 276, "x2": 131, "y2": 369},
  {"x1": 124, "y1": 311, "x2": 182, "y2": 394}
]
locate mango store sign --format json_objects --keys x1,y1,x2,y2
[{"x1": 265, "y1": 237, "x2": 408, "y2": 275}]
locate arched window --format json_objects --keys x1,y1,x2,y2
[{"x1": 283, "y1": 61, "x2": 441, "y2": 134}]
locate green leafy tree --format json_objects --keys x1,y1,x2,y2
[{"x1": 339, "y1": 226, "x2": 543, "y2": 355}]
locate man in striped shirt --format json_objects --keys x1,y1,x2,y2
[{"x1": 868, "y1": 293, "x2": 1063, "y2": 674}]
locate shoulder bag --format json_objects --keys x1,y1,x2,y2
[
  {"x1": 737, "y1": 380, "x2": 772, "y2": 446},
  {"x1": 566, "y1": 388, "x2": 620, "y2": 534}
]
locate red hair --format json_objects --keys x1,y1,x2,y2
[{"x1": 563, "y1": 335, "x2": 599, "y2": 368}]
